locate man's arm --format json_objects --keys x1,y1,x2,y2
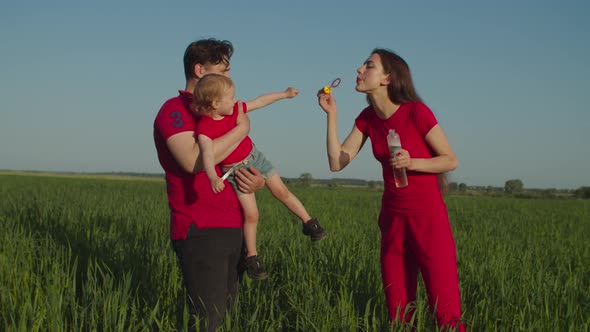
[
  {"x1": 166, "y1": 102, "x2": 251, "y2": 173},
  {"x1": 245, "y1": 87, "x2": 298, "y2": 112}
]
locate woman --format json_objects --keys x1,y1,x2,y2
[{"x1": 317, "y1": 49, "x2": 465, "y2": 331}]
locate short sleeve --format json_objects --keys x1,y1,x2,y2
[
  {"x1": 195, "y1": 116, "x2": 213, "y2": 138},
  {"x1": 233, "y1": 101, "x2": 248, "y2": 114},
  {"x1": 412, "y1": 102, "x2": 438, "y2": 137},
  {"x1": 155, "y1": 98, "x2": 197, "y2": 140},
  {"x1": 354, "y1": 107, "x2": 372, "y2": 135}
]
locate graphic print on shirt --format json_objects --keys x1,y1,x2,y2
[{"x1": 170, "y1": 111, "x2": 184, "y2": 128}]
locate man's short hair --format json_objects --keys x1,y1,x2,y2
[{"x1": 183, "y1": 39, "x2": 234, "y2": 81}]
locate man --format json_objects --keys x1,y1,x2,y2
[{"x1": 153, "y1": 38, "x2": 265, "y2": 331}]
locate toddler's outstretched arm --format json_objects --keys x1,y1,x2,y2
[{"x1": 246, "y1": 87, "x2": 298, "y2": 112}]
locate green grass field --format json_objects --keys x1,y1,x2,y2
[{"x1": 1, "y1": 173, "x2": 589, "y2": 331}]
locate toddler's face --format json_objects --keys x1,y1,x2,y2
[{"x1": 216, "y1": 86, "x2": 236, "y2": 116}]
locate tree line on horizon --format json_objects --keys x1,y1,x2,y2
[
  {"x1": 6, "y1": 170, "x2": 587, "y2": 199},
  {"x1": 293, "y1": 173, "x2": 589, "y2": 199}
]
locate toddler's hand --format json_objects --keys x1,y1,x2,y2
[
  {"x1": 211, "y1": 177, "x2": 225, "y2": 193},
  {"x1": 285, "y1": 87, "x2": 299, "y2": 98}
]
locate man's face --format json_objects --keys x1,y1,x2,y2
[{"x1": 201, "y1": 58, "x2": 231, "y2": 78}]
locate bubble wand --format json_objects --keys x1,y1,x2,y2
[{"x1": 323, "y1": 78, "x2": 341, "y2": 94}]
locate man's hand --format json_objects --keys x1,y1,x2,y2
[
  {"x1": 234, "y1": 167, "x2": 265, "y2": 193},
  {"x1": 235, "y1": 100, "x2": 250, "y2": 134}
]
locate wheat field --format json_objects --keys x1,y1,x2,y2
[{"x1": 1, "y1": 173, "x2": 588, "y2": 331}]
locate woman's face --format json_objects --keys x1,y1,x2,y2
[{"x1": 355, "y1": 53, "x2": 390, "y2": 94}]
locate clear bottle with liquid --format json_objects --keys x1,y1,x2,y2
[{"x1": 387, "y1": 129, "x2": 408, "y2": 188}]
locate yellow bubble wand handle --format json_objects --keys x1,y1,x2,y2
[{"x1": 323, "y1": 78, "x2": 341, "y2": 94}]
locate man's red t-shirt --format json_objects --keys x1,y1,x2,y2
[
  {"x1": 153, "y1": 90, "x2": 243, "y2": 240},
  {"x1": 355, "y1": 101, "x2": 446, "y2": 216},
  {"x1": 195, "y1": 103, "x2": 253, "y2": 165}
]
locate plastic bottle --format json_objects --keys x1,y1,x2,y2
[{"x1": 386, "y1": 129, "x2": 408, "y2": 188}]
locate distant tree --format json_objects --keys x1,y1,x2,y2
[
  {"x1": 574, "y1": 186, "x2": 590, "y2": 199},
  {"x1": 299, "y1": 173, "x2": 313, "y2": 187},
  {"x1": 367, "y1": 181, "x2": 377, "y2": 189},
  {"x1": 448, "y1": 182, "x2": 458, "y2": 192},
  {"x1": 505, "y1": 179, "x2": 524, "y2": 193},
  {"x1": 458, "y1": 183, "x2": 467, "y2": 192}
]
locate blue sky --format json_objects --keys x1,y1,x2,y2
[{"x1": 1, "y1": 1, "x2": 588, "y2": 189}]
